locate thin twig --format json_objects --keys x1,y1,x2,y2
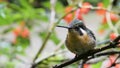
[
  {"x1": 76, "y1": 4, "x2": 119, "y2": 14},
  {"x1": 115, "y1": 20, "x2": 120, "y2": 29},
  {"x1": 105, "y1": 0, "x2": 119, "y2": 35},
  {"x1": 108, "y1": 54, "x2": 120, "y2": 68},
  {"x1": 33, "y1": 50, "x2": 67, "y2": 67},
  {"x1": 31, "y1": 36, "x2": 66, "y2": 67},
  {"x1": 97, "y1": 39, "x2": 111, "y2": 45},
  {"x1": 31, "y1": 0, "x2": 57, "y2": 67},
  {"x1": 33, "y1": 40, "x2": 66, "y2": 67},
  {"x1": 79, "y1": 51, "x2": 120, "y2": 65}
]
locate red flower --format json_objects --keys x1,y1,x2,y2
[
  {"x1": 75, "y1": 9, "x2": 83, "y2": 20},
  {"x1": 21, "y1": 28, "x2": 29, "y2": 38},
  {"x1": 102, "y1": 16, "x2": 107, "y2": 24},
  {"x1": 81, "y1": 2, "x2": 91, "y2": 14},
  {"x1": 110, "y1": 13, "x2": 119, "y2": 23},
  {"x1": 64, "y1": 13, "x2": 73, "y2": 24},
  {"x1": 13, "y1": 27, "x2": 21, "y2": 37},
  {"x1": 96, "y1": 2, "x2": 106, "y2": 15},
  {"x1": 110, "y1": 32, "x2": 117, "y2": 40},
  {"x1": 102, "y1": 13, "x2": 119, "y2": 24},
  {"x1": 13, "y1": 27, "x2": 29, "y2": 38},
  {"x1": 83, "y1": 64, "x2": 90, "y2": 68},
  {"x1": 64, "y1": 6, "x2": 74, "y2": 24}
]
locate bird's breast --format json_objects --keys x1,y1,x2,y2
[{"x1": 65, "y1": 32, "x2": 95, "y2": 55}]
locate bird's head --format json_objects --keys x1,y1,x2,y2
[
  {"x1": 68, "y1": 19, "x2": 87, "y2": 36},
  {"x1": 56, "y1": 18, "x2": 88, "y2": 36}
]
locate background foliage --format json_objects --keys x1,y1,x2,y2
[{"x1": 0, "y1": 0, "x2": 120, "y2": 68}]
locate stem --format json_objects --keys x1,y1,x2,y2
[
  {"x1": 115, "y1": 20, "x2": 120, "y2": 29},
  {"x1": 108, "y1": 54, "x2": 120, "y2": 68},
  {"x1": 106, "y1": 0, "x2": 119, "y2": 35},
  {"x1": 32, "y1": 0, "x2": 57, "y2": 67}
]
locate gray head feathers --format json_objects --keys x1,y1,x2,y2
[{"x1": 68, "y1": 18, "x2": 84, "y2": 28}]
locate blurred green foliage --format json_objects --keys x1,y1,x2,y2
[{"x1": 0, "y1": 0, "x2": 120, "y2": 68}]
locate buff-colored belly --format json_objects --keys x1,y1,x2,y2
[
  {"x1": 65, "y1": 33, "x2": 95, "y2": 55},
  {"x1": 66, "y1": 40, "x2": 94, "y2": 55}
]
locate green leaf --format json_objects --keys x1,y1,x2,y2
[
  {"x1": 0, "y1": 16, "x2": 12, "y2": 25},
  {"x1": 55, "y1": 2, "x2": 64, "y2": 14},
  {"x1": 50, "y1": 32, "x2": 60, "y2": 44},
  {"x1": 103, "y1": 0, "x2": 110, "y2": 8},
  {"x1": 19, "y1": 0, "x2": 32, "y2": 9},
  {"x1": 6, "y1": 62, "x2": 15, "y2": 68},
  {"x1": 13, "y1": 36, "x2": 30, "y2": 50},
  {"x1": 42, "y1": 1, "x2": 50, "y2": 9},
  {"x1": 39, "y1": 32, "x2": 47, "y2": 40},
  {"x1": 39, "y1": 31, "x2": 60, "y2": 45},
  {"x1": 35, "y1": 8, "x2": 49, "y2": 22},
  {"x1": 98, "y1": 23, "x2": 109, "y2": 30},
  {"x1": 92, "y1": 61, "x2": 102, "y2": 68}
]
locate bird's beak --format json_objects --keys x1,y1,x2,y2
[
  {"x1": 56, "y1": 25, "x2": 71, "y2": 29},
  {"x1": 56, "y1": 25, "x2": 73, "y2": 33}
]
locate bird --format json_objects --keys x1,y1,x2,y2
[{"x1": 65, "y1": 18, "x2": 96, "y2": 57}]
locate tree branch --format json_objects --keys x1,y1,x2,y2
[
  {"x1": 53, "y1": 35, "x2": 120, "y2": 68},
  {"x1": 108, "y1": 54, "x2": 120, "y2": 68}
]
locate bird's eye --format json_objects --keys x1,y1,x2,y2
[
  {"x1": 74, "y1": 24, "x2": 79, "y2": 26},
  {"x1": 74, "y1": 27, "x2": 79, "y2": 30},
  {"x1": 76, "y1": 24, "x2": 78, "y2": 26}
]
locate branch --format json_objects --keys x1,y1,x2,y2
[
  {"x1": 83, "y1": 51, "x2": 120, "y2": 64},
  {"x1": 96, "y1": 51, "x2": 120, "y2": 57},
  {"x1": 108, "y1": 54, "x2": 120, "y2": 68},
  {"x1": 97, "y1": 39, "x2": 110, "y2": 45},
  {"x1": 31, "y1": 0, "x2": 57, "y2": 67},
  {"x1": 53, "y1": 35, "x2": 120, "y2": 68},
  {"x1": 76, "y1": 4, "x2": 119, "y2": 14},
  {"x1": 32, "y1": 50, "x2": 67, "y2": 67},
  {"x1": 32, "y1": 39, "x2": 66, "y2": 67}
]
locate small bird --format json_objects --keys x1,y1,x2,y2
[{"x1": 65, "y1": 18, "x2": 96, "y2": 56}]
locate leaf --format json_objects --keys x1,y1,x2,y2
[
  {"x1": 42, "y1": 1, "x2": 50, "y2": 9},
  {"x1": 103, "y1": 0, "x2": 110, "y2": 8},
  {"x1": 19, "y1": 0, "x2": 32, "y2": 9},
  {"x1": 13, "y1": 36, "x2": 30, "y2": 51},
  {"x1": 92, "y1": 61, "x2": 102, "y2": 68},
  {"x1": 50, "y1": 32, "x2": 60, "y2": 44},
  {"x1": 98, "y1": 23, "x2": 109, "y2": 30},
  {"x1": 39, "y1": 31, "x2": 60, "y2": 45},
  {"x1": 55, "y1": 2, "x2": 64, "y2": 14},
  {"x1": 6, "y1": 62, "x2": 15, "y2": 68}
]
